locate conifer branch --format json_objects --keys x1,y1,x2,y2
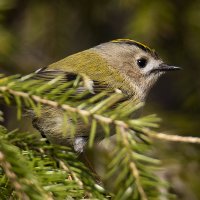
[
  {"x1": 1, "y1": 74, "x2": 200, "y2": 199},
  {"x1": 1, "y1": 85, "x2": 200, "y2": 145},
  {"x1": 120, "y1": 126, "x2": 148, "y2": 200},
  {"x1": 0, "y1": 151, "x2": 30, "y2": 200}
]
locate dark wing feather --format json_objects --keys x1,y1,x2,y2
[
  {"x1": 32, "y1": 67, "x2": 109, "y2": 94},
  {"x1": 33, "y1": 67, "x2": 77, "y2": 83}
]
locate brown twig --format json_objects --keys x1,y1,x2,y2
[
  {"x1": 59, "y1": 160, "x2": 83, "y2": 187},
  {"x1": 130, "y1": 162, "x2": 148, "y2": 200},
  {"x1": 143, "y1": 128, "x2": 200, "y2": 144},
  {"x1": 1, "y1": 86, "x2": 200, "y2": 145},
  {"x1": 0, "y1": 86, "x2": 128, "y2": 128},
  {"x1": 119, "y1": 126, "x2": 148, "y2": 200}
]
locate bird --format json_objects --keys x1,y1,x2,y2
[{"x1": 30, "y1": 39, "x2": 180, "y2": 152}]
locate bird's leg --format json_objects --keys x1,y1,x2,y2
[{"x1": 74, "y1": 137, "x2": 102, "y2": 184}]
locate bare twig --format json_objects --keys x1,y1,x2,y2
[{"x1": 143, "y1": 128, "x2": 200, "y2": 144}]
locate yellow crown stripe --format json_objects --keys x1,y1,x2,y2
[{"x1": 111, "y1": 39, "x2": 153, "y2": 53}]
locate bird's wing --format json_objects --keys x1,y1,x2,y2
[
  {"x1": 33, "y1": 67, "x2": 77, "y2": 82},
  {"x1": 32, "y1": 67, "x2": 110, "y2": 94}
]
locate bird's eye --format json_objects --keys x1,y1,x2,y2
[{"x1": 137, "y1": 58, "x2": 148, "y2": 68}]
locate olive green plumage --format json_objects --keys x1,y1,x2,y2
[{"x1": 31, "y1": 39, "x2": 180, "y2": 152}]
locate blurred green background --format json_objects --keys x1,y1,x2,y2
[{"x1": 0, "y1": 0, "x2": 199, "y2": 199}]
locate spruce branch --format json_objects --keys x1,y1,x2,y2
[
  {"x1": 0, "y1": 74, "x2": 200, "y2": 200},
  {"x1": 0, "y1": 85, "x2": 127, "y2": 127},
  {"x1": 1, "y1": 85, "x2": 200, "y2": 145},
  {"x1": 0, "y1": 136, "x2": 54, "y2": 200},
  {"x1": 119, "y1": 126, "x2": 148, "y2": 200},
  {"x1": 0, "y1": 128, "x2": 107, "y2": 199}
]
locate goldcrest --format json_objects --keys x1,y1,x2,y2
[{"x1": 31, "y1": 39, "x2": 180, "y2": 152}]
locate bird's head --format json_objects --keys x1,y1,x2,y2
[{"x1": 93, "y1": 39, "x2": 181, "y2": 100}]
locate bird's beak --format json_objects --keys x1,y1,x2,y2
[
  {"x1": 151, "y1": 63, "x2": 181, "y2": 73},
  {"x1": 158, "y1": 63, "x2": 181, "y2": 71}
]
